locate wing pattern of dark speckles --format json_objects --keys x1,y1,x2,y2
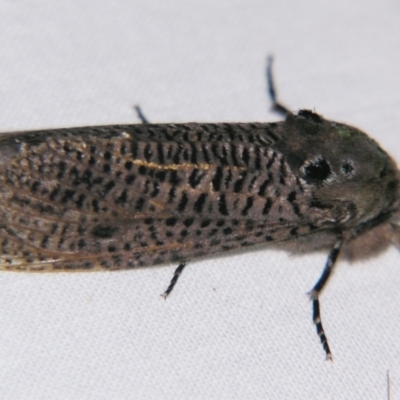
[{"x1": 0, "y1": 122, "x2": 341, "y2": 271}]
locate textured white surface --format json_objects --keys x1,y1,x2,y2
[{"x1": 0, "y1": 1, "x2": 400, "y2": 399}]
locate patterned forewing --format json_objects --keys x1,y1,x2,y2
[{"x1": 0, "y1": 123, "x2": 332, "y2": 271}]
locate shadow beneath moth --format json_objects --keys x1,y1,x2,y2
[{"x1": 0, "y1": 57, "x2": 399, "y2": 361}]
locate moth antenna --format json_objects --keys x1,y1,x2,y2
[
  {"x1": 308, "y1": 235, "x2": 342, "y2": 360},
  {"x1": 134, "y1": 104, "x2": 150, "y2": 124},
  {"x1": 266, "y1": 55, "x2": 292, "y2": 117}
]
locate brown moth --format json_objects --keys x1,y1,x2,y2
[{"x1": 0, "y1": 57, "x2": 399, "y2": 360}]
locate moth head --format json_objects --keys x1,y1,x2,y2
[{"x1": 274, "y1": 110, "x2": 400, "y2": 224}]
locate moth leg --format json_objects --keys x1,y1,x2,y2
[
  {"x1": 134, "y1": 105, "x2": 150, "y2": 124},
  {"x1": 308, "y1": 235, "x2": 342, "y2": 361},
  {"x1": 161, "y1": 262, "x2": 187, "y2": 300},
  {"x1": 266, "y1": 56, "x2": 292, "y2": 117}
]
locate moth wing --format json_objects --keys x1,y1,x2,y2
[{"x1": 0, "y1": 133, "x2": 347, "y2": 271}]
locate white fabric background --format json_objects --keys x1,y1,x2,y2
[{"x1": 0, "y1": 1, "x2": 400, "y2": 399}]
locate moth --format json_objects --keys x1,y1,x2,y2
[{"x1": 0, "y1": 57, "x2": 399, "y2": 360}]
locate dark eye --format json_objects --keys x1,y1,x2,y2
[
  {"x1": 341, "y1": 160, "x2": 354, "y2": 176},
  {"x1": 302, "y1": 158, "x2": 331, "y2": 181}
]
